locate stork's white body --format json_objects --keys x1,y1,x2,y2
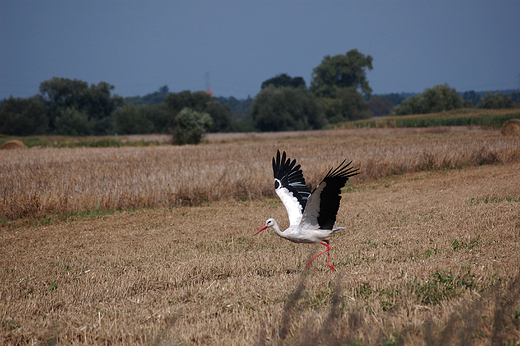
[
  {"x1": 265, "y1": 219, "x2": 344, "y2": 244},
  {"x1": 255, "y1": 151, "x2": 359, "y2": 271}
]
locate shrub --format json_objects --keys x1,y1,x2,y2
[
  {"x1": 0, "y1": 96, "x2": 48, "y2": 136},
  {"x1": 319, "y1": 87, "x2": 372, "y2": 123},
  {"x1": 54, "y1": 107, "x2": 94, "y2": 136},
  {"x1": 164, "y1": 90, "x2": 233, "y2": 133},
  {"x1": 113, "y1": 104, "x2": 154, "y2": 134},
  {"x1": 171, "y1": 108, "x2": 213, "y2": 145},
  {"x1": 250, "y1": 86, "x2": 326, "y2": 131},
  {"x1": 462, "y1": 90, "x2": 481, "y2": 106},
  {"x1": 477, "y1": 92, "x2": 515, "y2": 109},
  {"x1": 392, "y1": 84, "x2": 465, "y2": 115}
]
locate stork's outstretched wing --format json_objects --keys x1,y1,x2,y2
[
  {"x1": 300, "y1": 160, "x2": 359, "y2": 231},
  {"x1": 272, "y1": 150, "x2": 312, "y2": 226}
]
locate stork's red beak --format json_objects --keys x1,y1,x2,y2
[{"x1": 254, "y1": 224, "x2": 268, "y2": 236}]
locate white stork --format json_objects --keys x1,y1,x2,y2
[{"x1": 255, "y1": 150, "x2": 359, "y2": 271}]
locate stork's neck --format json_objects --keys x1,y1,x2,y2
[{"x1": 271, "y1": 220, "x2": 288, "y2": 239}]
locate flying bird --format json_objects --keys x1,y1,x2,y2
[{"x1": 255, "y1": 150, "x2": 359, "y2": 271}]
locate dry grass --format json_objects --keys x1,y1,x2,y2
[
  {"x1": 2, "y1": 127, "x2": 520, "y2": 221},
  {"x1": 1, "y1": 158, "x2": 520, "y2": 344},
  {"x1": 1, "y1": 127, "x2": 520, "y2": 345}
]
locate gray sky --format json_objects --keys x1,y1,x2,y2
[{"x1": 1, "y1": 1, "x2": 519, "y2": 100}]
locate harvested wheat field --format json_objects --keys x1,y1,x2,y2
[
  {"x1": 1, "y1": 127, "x2": 520, "y2": 345},
  {"x1": 2, "y1": 127, "x2": 520, "y2": 221}
]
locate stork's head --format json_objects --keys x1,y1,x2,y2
[{"x1": 254, "y1": 218, "x2": 276, "y2": 236}]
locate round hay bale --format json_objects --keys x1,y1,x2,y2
[
  {"x1": 501, "y1": 119, "x2": 520, "y2": 137},
  {"x1": 1, "y1": 140, "x2": 29, "y2": 150}
]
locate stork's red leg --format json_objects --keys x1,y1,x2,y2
[
  {"x1": 306, "y1": 240, "x2": 336, "y2": 271},
  {"x1": 322, "y1": 240, "x2": 336, "y2": 272},
  {"x1": 306, "y1": 248, "x2": 328, "y2": 268}
]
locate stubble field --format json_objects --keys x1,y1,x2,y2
[{"x1": 1, "y1": 126, "x2": 520, "y2": 345}]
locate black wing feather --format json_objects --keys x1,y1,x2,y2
[
  {"x1": 272, "y1": 150, "x2": 312, "y2": 210},
  {"x1": 315, "y1": 160, "x2": 359, "y2": 230}
]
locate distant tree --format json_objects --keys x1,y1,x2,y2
[
  {"x1": 229, "y1": 116, "x2": 256, "y2": 132},
  {"x1": 54, "y1": 108, "x2": 93, "y2": 136},
  {"x1": 392, "y1": 84, "x2": 465, "y2": 115},
  {"x1": 39, "y1": 77, "x2": 123, "y2": 134},
  {"x1": 0, "y1": 95, "x2": 48, "y2": 136},
  {"x1": 165, "y1": 90, "x2": 209, "y2": 113},
  {"x1": 319, "y1": 87, "x2": 371, "y2": 123},
  {"x1": 510, "y1": 91, "x2": 520, "y2": 103},
  {"x1": 164, "y1": 90, "x2": 232, "y2": 132},
  {"x1": 380, "y1": 93, "x2": 406, "y2": 106},
  {"x1": 310, "y1": 49, "x2": 373, "y2": 98},
  {"x1": 171, "y1": 108, "x2": 213, "y2": 145},
  {"x1": 39, "y1": 78, "x2": 87, "y2": 130},
  {"x1": 125, "y1": 91, "x2": 168, "y2": 107},
  {"x1": 250, "y1": 85, "x2": 326, "y2": 132},
  {"x1": 40, "y1": 78, "x2": 124, "y2": 119},
  {"x1": 146, "y1": 103, "x2": 171, "y2": 133},
  {"x1": 462, "y1": 90, "x2": 481, "y2": 107},
  {"x1": 261, "y1": 74, "x2": 306, "y2": 90},
  {"x1": 39, "y1": 78, "x2": 89, "y2": 109},
  {"x1": 203, "y1": 102, "x2": 233, "y2": 132},
  {"x1": 113, "y1": 104, "x2": 154, "y2": 134},
  {"x1": 158, "y1": 85, "x2": 169, "y2": 94},
  {"x1": 80, "y1": 81, "x2": 124, "y2": 120},
  {"x1": 368, "y1": 96, "x2": 393, "y2": 116},
  {"x1": 477, "y1": 92, "x2": 515, "y2": 109},
  {"x1": 214, "y1": 96, "x2": 253, "y2": 119},
  {"x1": 83, "y1": 81, "x2": 124, "y2": 134}
]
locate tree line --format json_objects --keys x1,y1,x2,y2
[
  {"x1": 0, "y1": 49, "x2": 377, "y2": 139},
  {"x1": 1, "y1": 49, "x2": 519, "y2": 142},
  {"x1": 390, "y1": 85, "x2": 519, "y2": 116},
  {"x1": 0, "y1": 78, "x2": 235, "y2": 139}
]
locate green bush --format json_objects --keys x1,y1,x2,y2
[
  {"x1": 0, "y1": 96, "x2": 48, "y2": 136},
  {"x1": 319, "y1": 87, "x2": 372, "y2": 123},
  {"x1": 392, "y1": 84, "x2": 465, "y2": 115},
  {"x1": 477, "y1": 92, "x2": 515, "y2": 109},
  {"x1": 171, "y1": 108, "x2": 213, "y2": 145},
  {"x1": 250, "y1": 85, "x2": 326, "y2": 131},
  {"x1": 164, "y1": 90, "x2": 233, "y2": 133},
  {"x1": 113, "y1": 104, "x2": 154, "y2": 134},
  {"x1": 54, "y1": 108, "x2": 94, "y2": 136}
]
